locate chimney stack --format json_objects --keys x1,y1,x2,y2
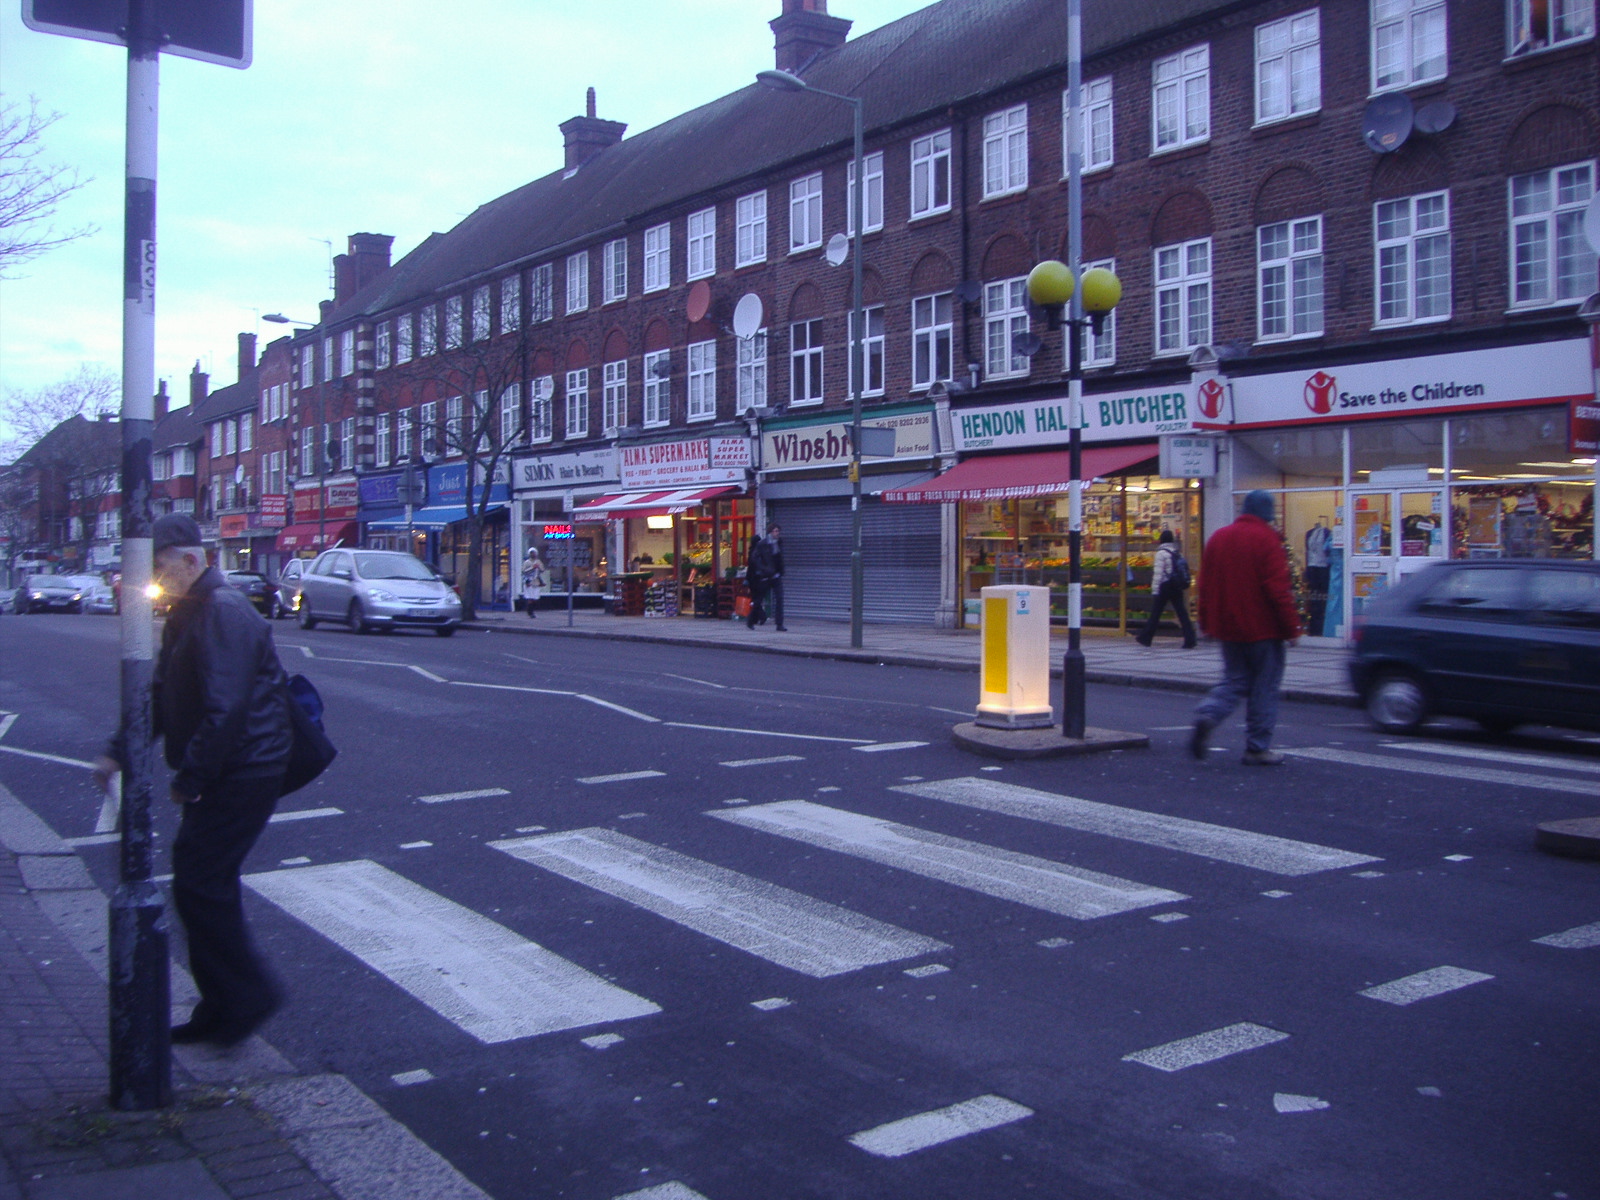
[
  {"x1": 559, "y1": 88, "x2": 627, "y2": 173},
  {"x1": 771, "y1": 0, "x2": 851, "y2": 73},
  {"x1": 349, "y1": 233, "x2": 394, "y2": 294},
  {"x1": 154, "y1": 379, "x2": 169, "y2": 422},
  {"x1": 334, "y1": 252, "x2": 357, "y2": 304},
  {"x1": 238, "y1": 331, "x2": 257, "y2": 377},
  {"x1": 189, "y1": 361, "x2": 209, "y2": 407}
]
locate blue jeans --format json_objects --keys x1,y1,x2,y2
[{"x1": 1194, "y1": 640, "x2": 1286, "y2": 753}]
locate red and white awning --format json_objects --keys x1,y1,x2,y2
[{"x1": 573, "y1": 486, "x2": 742, "y2": 517}]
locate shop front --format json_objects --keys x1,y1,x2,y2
[
  {"x1": 369, "y1": 462, "x2": 511, "y2": 606},
  {"x1": 1213, "y1": 338, "x2": 1596, "y2": 639},
  {"x1": 276, "y1": 479, "x2": 358, "y2": 560},
  {"x1": 510, "y1": 447, "x2": 617, "y2": 606},
  {"x1": 885, "y1": 383, "x2": 1200, "y2": 630},
  {"x1": 760, "y1": 405, "x2": 944, "y2": 625},
  {"x1": 217, "y1": 513, "x2": 283, "y2": 575},
  {"x1": 576, "y1": 435, "x2": 752, "y2": 617}
]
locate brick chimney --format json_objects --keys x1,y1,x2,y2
[
  {"x1": 771, "y1": 0, "x2": 851, "y2": 73},
  {"x1": 559, "y1": 88, "x2": 626, "y2": 173},
  {"x1": 238, "y1": 331, "x2": 257, "y2": 377},
  {"x1": 334, "y1": 252, "x2": 357, "y2": 304},
  {"x1": 154, "y1": 379, "x2": 169, "y2": 421},
  {"x1": 349, "y1": 233, "x2": 393, "y2": 292},
  {"x1": 189, "y1": 361, "x2": 208, "y2": 407}
]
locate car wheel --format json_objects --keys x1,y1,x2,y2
[
  {"x1": 348, "y1": 599, "x2": 371, "y2": 634},
  {"x1": 434, "y1": 625, "x2": 456, "y2": 638},
  {"x1": 298, "y1": 601, "x2": 317, "y2": 630},
  {"x1": 1475, "y1": 716, "x2": 1520, "y2": 736},
  {"x1": 1366, "y1": 670, "x2": 1428, "y2": 733}
]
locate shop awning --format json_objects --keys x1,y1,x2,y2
[
  {"x1": 881, "y1": 444, "x2": 1159, "y2": 503},
  {"x1": 274, "y1": 521, "x2": 358, "y2": 552},
  {"x1": 574, "y1": 486, "x2": 741, "y2": 516},
  {"x1": 366, "y1": 503, "x2": 506, "y2": 531}
]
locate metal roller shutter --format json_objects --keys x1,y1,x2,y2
[{"x1": 768, "y1": 497, "x2": 942, "y2": 625}]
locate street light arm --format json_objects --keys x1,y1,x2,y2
[{"x1": 755, "y1": 69, "x2": 861, "y2": 110}]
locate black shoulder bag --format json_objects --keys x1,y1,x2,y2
[{"x1": 282, "y1": 673, "x2": 337, "y2": 797}]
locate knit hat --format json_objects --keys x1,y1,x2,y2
[
  {"x1": 1241, "y1": 490, "x2": 1275, "y2": 521},
  {"x1": 151, "y1": 513, "x2": 203, "y2": 554}
]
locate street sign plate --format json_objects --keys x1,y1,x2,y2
[{"x1": 22, "y1": 0, "x2": 252, "y2": 68}]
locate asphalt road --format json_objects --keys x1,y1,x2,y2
[{"x1": 2, "y1": 612, "x2": 1598, "y2": 1200}]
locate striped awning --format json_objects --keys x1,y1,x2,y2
[{"x1": 573, "y1": 486, "x2": 742, "y2": 516}]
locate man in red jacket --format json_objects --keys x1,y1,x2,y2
[{"x1": 1190, "y1": 490, "x2": 1303, "y2": 765}]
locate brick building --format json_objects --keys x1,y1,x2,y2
[{"x1": 273, "y1": 0, "x2": 1597, "y2": 633}]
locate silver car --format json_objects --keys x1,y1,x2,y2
[
  {"x1": 13, "y1": 575, "x2": 86, "y2": 613},
  {"x1": 296, "y1": 549, "x2": 461, "y2": 636}
]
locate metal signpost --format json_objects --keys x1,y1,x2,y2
[{"x1": 21, "y1": 0, "x2": 252, "y2": 1111}]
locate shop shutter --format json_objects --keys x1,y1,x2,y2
[{"x1": 767, "y1": 497, "x2": 942, "y2": 625}]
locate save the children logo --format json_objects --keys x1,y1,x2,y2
[
  {"x1": 1196, "y1": 377, "x2": 1225, "y2": 420},
  {"x1": 1304, "y1": 370, "x2": 1337, "y2": 414}
]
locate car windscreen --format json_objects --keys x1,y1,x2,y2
[{"x1": 353, "y1": 553, "x2": 435, "y2": 581}]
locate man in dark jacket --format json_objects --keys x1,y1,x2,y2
[
  {"x1": 1190, "y1": 490, "x2": 1302, "y2": 765},
  {"x1": 744, "y1": 522, "x2": 786, "y2": 631},
  {"x1": 94, "y1": 514, "x2": 293, "y2": 1046}
]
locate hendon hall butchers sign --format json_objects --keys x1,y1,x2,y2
[{"x1": 953, "y1": 386, "x2": 1193, "y2": 451}]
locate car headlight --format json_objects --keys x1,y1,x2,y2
[
  {"x1": 30, "y1": 591, "x2": 43, "y2": 599},
  {"x1": 70, "y1": 593, "x2": 81, "y2": 600},
  {"x1": 367, "y1": 587, "x2": 397, "y2": 602},
  {"x1": 144, "y1": 583, "x2": 162, "y2": 600}
]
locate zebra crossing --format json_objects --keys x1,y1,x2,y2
[{"x1": 1281, "y1": 739, "x2": 1600, "y2": 797}]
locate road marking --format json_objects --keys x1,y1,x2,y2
[
  {"x1": 664, "y1": 674, "x2": 727, "y2": 689},
  {"x1": 578, "y1": 771, "x2": 666, "y2": 785},
  {"x1": 1037, "y1": 937, "x2": 1072, "y2": 948},
  {"x1": 451, "y1": 680, "x2": 576, "y2": 697},
  {"x1": 1382, "y1": 741, "x2": 1600, "y2": 774},
  {"x1": 582, "y1": 1032, "x2": 625, "y2": 1050},
  {"x1": 1122, "y1": 1022, "x2": 1289, "y2": 1072},
  {"x1": 0, "y1": 745, "x2": 95, "y2": 769},
  {"x1": 664, "y1": 722, "x2": 872, "y2": 744},
  {"x1": 401, "y1": 841, "x2": 433, "y2": 850},
  {"x1": 1282, "y1": 747, "x2": 1600, "y2": 797},
  {"x1": 927, "y1": 707, "x2": 971, "y2": 717},
  {"x1": 848, "y1": 1095, "x2": 1032, "y2": 1158},
  {"x1": 391, "y1": 1069, "x2": 435, "y2": 1086},
  {"x1": 0, "y1": 712, "x2": 16, "y2": 740},
  {"x1": 1533, "y1": 921, "x2": 1600, "y2": 949},
  {"x1": 490, "y1": 828, "x2": 946, "y2": 978},
  {"x1": 751, "y1": 997, "x2": 792, "y2": 1011},
  {"x1": 1150, "y1": 912, "x2": 1188, "y2": 923},
  {"x1": 64, "y1": 833, "x2": 120, "y2": 847},
  {"x1": 904, "y1": 963, "x2": 949, "y2": 978},
  {"x1": 1150, "y1": 725, "x2": 1194, "y2": 731},
  {"x1": 1358, "y1": 966, "x2": 1493, "y2": 1006},
  {"x1": 894, "y1": 777, "x2": 1378, "y2": 876},
  {"x1": 409, "y1": 665, "x2": 448, "y2": 682},
  {"x1": 1443, "y1": 854, "x2": 1473, "y2": 862},
  {"x1": 290, "y1": 644, "x2": 316, "y2": 658},
  {"x1": 244, "y1": 859, "x2": 660, "y2": 1043},
  {"x1": 854, "y1": 741, "x2": 929, "y2": 753},
  {"x1": 713, "y1": 801, "x2": 1186, "y2": 920},
  {"x1": 613, "y1": 1184, "x2": 710, "y2": 1200},
  {"x1": 720, "y1": 755, "x2": 805, "y2": 768},
  {"x1": 270, "y1": 806, "x2": 343, "y2": 824},
  {"x1": 418, "y1": 788, "x2": 510, "y2": 804},
  {"x1": 1261, "y1": 890, "x2": 1291, "y2": 898},
  {"x1": 1274, "y1": 1093, "x2": 1330, "y2": 1114},
  {"x1": 577, "y1": 694, "x2": 662, "y2": 723}
]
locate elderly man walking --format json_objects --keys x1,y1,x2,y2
[
  {"x1": 1189, "y1": 490, "x2": 1302, "y2": 766},
  {"x1": 95, "y1": 513, "x2": 293, "y2": 1046}
]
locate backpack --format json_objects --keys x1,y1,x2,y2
[
  {"x1": 1168, "y1": 548, "x2": 1191, "y2": 591},
  {"x1": 281, "y1": 673, "x2": 337, "y2": 797}
]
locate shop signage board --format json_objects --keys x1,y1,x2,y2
[
  {"x1": 1218, "y1": 339, "x2": 1590, "y2": 430},
  {"x1": 620, "y1": 436, "x2": 751, "y2": 489},
  {"x1": 514, "y1": 448, "x2": 618, "y2": 492},
  {"x1": 952, "y1": 387, "x2": 1193, "y2": 452},
  {"x1": 293, "y1": 481, "x2": 358, "y2": 521},
  {"x1": 358, "y1": 473, "x2": 404, "y2": 506},
  {"x1": 430, "y1": 461, "x2": 511, "y2": 505},
  {"x1": 1159, "y1": 434, "x2": 1220, "y2": 478},
  {"x1": 258, "y1": 493, "x2": 287, "y2": 527},
  {"x1": 763, "y1": 409, "x2": 935, "y2": 470},
  {"x1": 1573, "y1": 325, "x2": 1600, "y2": 454},
  {"x1": 218, "y1": 514, "x2": 248, "y2": 538}
]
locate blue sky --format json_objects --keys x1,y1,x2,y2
[{"x1": 0, "y1": 0, "x2": 931, "y2": 411}]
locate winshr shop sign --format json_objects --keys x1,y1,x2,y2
[{"x1": 953, "y1": 386, "x2": 1193, "y2": 452}]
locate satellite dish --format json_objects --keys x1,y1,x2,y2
[
  {"x1": 1362, "y1": 92, "x2": 1414, "y2": 153},
  {"x1": 956, "y1": 280, "x2": 983, "y2": 304},
  {"x1": 1413, "y1": 99, "x2": 1456, "y2": 135},
  {"x1": 1015, "y1": 332, "x2": 1044, "y2": 358},
  {"x1": 824, "y1": 233, "x2": 849, "y2": 267},
  {"x1": 1583, "y1": 193, "x2": 1600, "y2": 256},
  {"x1": 234, "y1": 464, "x2": 244, "y2": 483},
  {"x1": 732, "y1": 293, "x2": 764, "y2": 338},
  {"x1": 685, "y1": 279, "x2": 712, "y2": 324}
]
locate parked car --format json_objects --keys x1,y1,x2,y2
[
  {"x1": 224, "y1": 570, "x2": 285, "y2": 618},
  {"x1": 64, "y1": 574, "x2": 118, "y2": 614},
  {"x1": 13, "y1": 574, "x2": 88, "y2": 614},
  {"x1": 1350, "y1": 559, "x2": 1600, "y2": 735},
  {"x1": 296, "y1": 549, "x2": 462, "y2": 635},
  {"x1": 275, "y1": 559, "x2": 307, "y2": 617}
]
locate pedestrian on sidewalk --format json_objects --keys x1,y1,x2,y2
[
  {"x1": 1135, "y1": 530, "x2": 1196, "y2": 648},
  {"x1": 744, "y1": 522, "x2": 786, "y2": 631},
  {"x1": 1189, "y1": 491, "x2": 1302, "y2": 766},
  {"x1": 521, "y1": 548, "x2": 546, "y2": 619},
  {"x1": 93, "y1": 513, "x2": 292, "y2": 1046}
]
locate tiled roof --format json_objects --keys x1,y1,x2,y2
[
  {"x1": 154, "y1": 404, "x2": 201, "y2": 451},
  {"x1": 327, "y1": 0, "x2": 1229, "y2": 324}
]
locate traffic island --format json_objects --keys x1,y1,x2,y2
[
  {"x1": 1535, "y1": 816, "x2": 1600, "y2": 860},
  {"x1": 952, "y1": 721, "x2": 1150, "y2": 760}
]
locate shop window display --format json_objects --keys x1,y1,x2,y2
[{"x1": 1450, "y1": 408, "x2": 1593, "y2": 559}]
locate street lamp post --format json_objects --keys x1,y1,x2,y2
[{"x1": 757, "y1": 69, "x2": 867, "y2": 648}]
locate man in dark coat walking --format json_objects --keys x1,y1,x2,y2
[
  {"x1": 1190, "y1": 490, "x2": 1302, "y2": 765},
  {"x1": 744, "y1": 522, "x2": 787, "y2": 631},
  {"x1": 94, "y1": 514, "x2": 293, "y2": 1046}
]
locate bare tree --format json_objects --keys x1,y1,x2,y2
[
  {"x1": 0, "y1": 364, "x2": 118, "y2": 461},
  {"x1": 387, "y1": 326, "x2": 532, "y2": 620},
  {"x1": 0, "y1": 96, "x2": 95, "y2": 277}
]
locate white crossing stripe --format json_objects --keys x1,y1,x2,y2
[
  {"x1": 1283, "y1": 747, "x2": 1600, "y2": 797},
  {"x1": 848, "y1": 1095, "x2": 1033, "y2": 1158},
  {"x1": 720, "y1": 755, "x2": 805, "y2": 768},
  {"x1": 664, "y1": 722, "x2": 871, "y2": 744},
  {"x1": 270, "y1": 806, "x2": 343, "y2": 823},
  {"x1": 1358, "y1": 966, "x2": 1494, "y2": 1006},
  {"x1": 489, "y1": 828, "x2": 946, "y2": 978},
  {"x1": 577, "y1": 694, "x2": 662, "y2": 723},
  {"x1": 613, "y1": 1184, "x2": 710, "y2": 1200},
  {"x1": 418, "y1": 788, "x2": 510, "y2": 804},
  {"x1": 244, "y1": 859, "x2": 660, "y2": 1043},
  {"x1": 64, "y1": 833, "x2": 121, "y2": 848},
  {"x1": 95, "y1": 779, "x2": 120, "y2": 833},
  {"x1": 0, "y1": 745, "x2": 96, "y2": 768},
  {"x1": 392, "y1": 1069, "x2": 434, "y2": 1087},
  {"x1": 854, "y1": 741, "x2": 929, "y2": 753},
  {"x1": 894, "y1": 778, "x2": 1377, "y2": 876},
  {"x1": 713, "y1": 801, "x2": 1186, "y2": 919},
  {"x1": 408, "y1": 665, "x2": 448, "y2": 682},
  {"x1": 1382, "y1": 741, "x2": 1600, "y2": 775},
  {"x1": 1533, "y1": 921, "x2": 1600, "y2": 949},
  {"x1": 578, "y1": 771, "x2": 667, "y2": 785},
  {"x1": 1122, "y1": 1022, "x2": 1289, "y2": 1072}
]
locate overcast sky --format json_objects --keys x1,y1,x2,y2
[{"x1": 0, "y1": 0, "x2": 930, "y2": 419}]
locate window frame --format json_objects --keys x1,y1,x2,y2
[
  {"x1": 686, "y1": 340, "x2": 717, "y2": 421},
  {"x1": 1255, "y1": 9, "x2": 1322, "y2": 126},
  {"x1": 419, "y1": 400, "x2": 438, "y2": 457},
  {"x1": 500, "y1": 275, "x2": 521, "y2": 334},
  {"x1": 736, "y1": 329, "x2": 768, "y2": 413},
  {"x1": 984, "y1": 277, "x2": 1032, "y2": 379},
  {"x1": 789, "y1": 173, "x2": 823, "y2": 253},
  {"x1": 530, "y1": 264, "x2": 554, "y2": 323},
  {"x1": 789, "y1": 319, "x2": 824, "y2": 406},
  {"x1": 602, "y1": 360, "x2": 627, "y2": 433},
  {"x1": 529, "y1": 377, "x2": 554, "y2": 444},
  {"x1": 603, "y1": 238, "x2": 627, "y2": 304},
  {"x1": 1154, "y1": 237, "x2": 1214, "y2": 355},
  {"x1": 846, "y1": 151, "x2": 885, "y2": 235},
  {"x1": 419, "y1": 306, "x2": 437, "y2": 358},
  {"x1": 1152, "y1": 43, "x2": 1211, "y2": 152},
  {"x1": 566, "y1": 251, "x2": 589, "y2": 314},
  {"x1": 642, "y1": 350, "x2": 671, "y2": 427},
  {"x1": 565, "y1": 369, "x2": 589, "y2": 438},
  {"x1": 395, "y1": 314, "x2": 413, "y2": 364},
  {"x1": 1257, "y1": 216, "x2": 1325, "y2": 341},
  {"x1": 472, "y1": 285, "x2": 491, "y2": 341},
  {"x1": 687, "y1": 207, "x2": 716, "y2": 280},
  {"x1": 643, "y1": 223, "x2": 671, "y2": 292},
  {"x1": 1508, "y1": 0, "x2": 1595, "y2": 55},
  {"x1": 1373, "y1": 189, "x2": 1452, "y2": 327},
  {"x1": 911, "y1": 292, "x2": 954, "y2": 390},
  {"x1": 736, "y1": 191, "x2": 768, "y2": 267},
  {"x1": 1371, "y1": 0, "x2": 1447, "y2": 93},
  {"x1": 847, "y1": 306, "x2": 886, "y2": 397},
  {"x1": 982, "y1": 104, "x2": 1029, "y2": 198},
  {"x1": 1063, "y1": 76, "x2": 1115, "y2": 175},
  {"x1": 444, "y1": 296, "x2": 464, "y2": 350},
  {"x1": 1508, "y1": 161, "x2": 1598, "y2": 309},
  {"x1": 910, "y1": 128, "x2": 952, "y2": 219},
  {"x1": 1081, "y1": 256, "x2": 1117, "y2": 367},
  {"x1": 395, "y1": 408, "x2": 413, "y2": 462},
  {"x1": 375, "y1": 413, "x2": 391, "y2": 466},
  {"x1": 375, "y1": 322, "x2": 391, "y2": 370}
]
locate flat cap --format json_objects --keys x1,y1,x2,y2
[{"x1": 151, "y1": 513, "x2": 203, "y2": 554}]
